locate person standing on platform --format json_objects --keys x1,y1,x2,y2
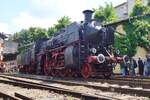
[
  {"x1": 144, "y1": 54, "x2": 150, "y2": 76},
  {"x1": 120, "y1": 62, "x2": 125, "y2": 76},
  {"x1": 130, "y1": 58, "x2": 137, "y2": 76},
  {"x1": 138, "y1": 57, "x2": 144, "y2": 76},
  {"x1": 121, "y1": 56, "x2": 129, "y2": 76}
]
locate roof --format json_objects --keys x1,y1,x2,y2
[{"x1": 114, "y1": 2, "x2": 127, "y2": 8}]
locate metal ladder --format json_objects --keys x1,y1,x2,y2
[{"x1": 79, "y1": 41, "x2": 88, "y2": 66}]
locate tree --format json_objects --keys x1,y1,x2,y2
[
  {"x1": 93, "y1": 3, "x2": 117, "y2": 24},
  {"x1": 131, "y1": 19, "x2": 150, "y2": 49},
  {"x1": 47, "y1": 27, "x2": 57, "y2": 37},
  {"x1": 47, "y1": 16, "x2": 71, "y2": 37},
  {"x1": 12, "y1": 27, "x2": 48, "y2": 48},
  {"x1": 54, "y1": 16, "x2": 71, "y2": 30},
  {"x1": 130, "y1": 0, "x2": 150, "y2": 16},
  {"x1": 12, "y1": 29, "x2": 30, "y2": 46},
  {"x1": 28, "y1": 27, "x2": 48, "y2": 42}
]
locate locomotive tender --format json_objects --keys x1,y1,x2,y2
[{"x1": 18, "y1": 10, "x2": 125, "y2": 79}]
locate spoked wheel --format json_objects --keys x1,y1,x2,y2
[
  {"x1": 74, "y1": 70, "x2": 79, "y2": 77},
  {"x1": 66, "y1": 69, "x2": 74, "y2": 77},
  {"x1": 51, "y1": 69, "x2": 56, "y2": 77},
  {"x1": 55, "y1": 70, "x2": 61, "y2": 77},
  {"x1": 81, "y1": 64, "x2": 92, "y2": 79}
]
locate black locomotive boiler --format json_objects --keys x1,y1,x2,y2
[{"x1": 17, "y1": 10, "x2": 125, "y2": 79}]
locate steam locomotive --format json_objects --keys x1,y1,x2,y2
[{"x1": 17, "y1": 10, "x2": 126, "y2": 79}]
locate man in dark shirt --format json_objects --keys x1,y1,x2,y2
[
  {"x1": 138, "y1": 57, "x2": 144, "y2": 76},
  {"x1": 130, "y1": 58, "x2": 137, "y2": 76}
]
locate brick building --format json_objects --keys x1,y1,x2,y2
[{"x1": 115, "y1": 0, "x2": 148, "y2": 19}]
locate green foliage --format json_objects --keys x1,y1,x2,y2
[
  {"x1": 18, "y1": 43, "x2": 33, "y2": 53},
  {"x1": 54, "y1": 16, "x2": 71, "y2": 30},
  {"x1": 29, "y1": 27, "x2": 48, "y2": 41},
  {"x1": 122, "y1": 22, "x2": 138, "y2": 57},
  {"x1": 94, "y1": 3, "x2": 117, "y2": 24},
  {"x1": 13, "y1": 29, "x2": 31, "y2": 45},
  {"x1": 94, "y1": 6, "x2": 105, "y2": 23},
  {"x1": 47, "y1": 27, "x2": 57, "y2": 37},
  {"x1": 130, "y1": 0, "x2": 150, "y2": 16},
  {"x1": 12, "y1": 27, "x2": 48, "y2": 46},
  {"x1": 132, "y1": 19, "x2": 150, "y2": 48},
  {"x1": 47, "y1": 16, "x2": 71, "y2": 37}
]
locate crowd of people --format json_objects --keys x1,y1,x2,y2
[{"x1": 121, "y1": 54, "x2": 150, "y2": 77}]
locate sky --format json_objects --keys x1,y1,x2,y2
[{"x1": 0, "y1": 0, "x2": 126, "y2": 34}]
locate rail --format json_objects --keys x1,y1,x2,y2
[{"x1": 0, "y1": 91, "x2": 19, "y2": 100}]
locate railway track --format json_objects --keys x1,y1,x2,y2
[
  {"x1": 0, "y1": 75, "x2": 124, "y2": 100},
  {"x1": 6, "y1": 73, "x2": 150, "y2": 89},
  {"x1": 0, "y1": 79, "x2": 71, "y2": 100},
  {"x1": 0, "y1": 88, "x2": 35, "y2": 100},
  {"x1": 114, "y1": 74, "x2": 150, "y2": 79},
  {"x1": 87, "y1": 78, "x2": 150, "y2": 89},
  {"x1": 0, "y1": 74, "x2": 150, "y2": 100},
  {"x1": 0, "y1": 91, "x2": 19, "y2": 100},
  {"x1": 102, "y1": 75, "x2": 150, "y2": 89},
  {"x1": 113, "y1": 76, "x2": 150, "y2": 82}
]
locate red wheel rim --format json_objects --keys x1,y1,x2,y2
[
  {"x1": 55, "y1": 70, "x2": 61, "y2": 77},
  {"x1": 51, "y1": 70, "x2": 55, "y2": 77},
  {"x1": 44, "y1": 60, "x2": 50, "y2": 75},
  {"x1": 60, "y1": 69, "x2": 66, "y2": 77},
  {"x1": 81, "y1": 64, "x2": 92, "y2": 79},
  {"x1": 66, "y1": 69, "x2": 73, "y2": 77}
]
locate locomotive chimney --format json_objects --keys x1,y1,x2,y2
[{"x1": 83, "y1": 10, "x2": 93, "y2": 23}]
